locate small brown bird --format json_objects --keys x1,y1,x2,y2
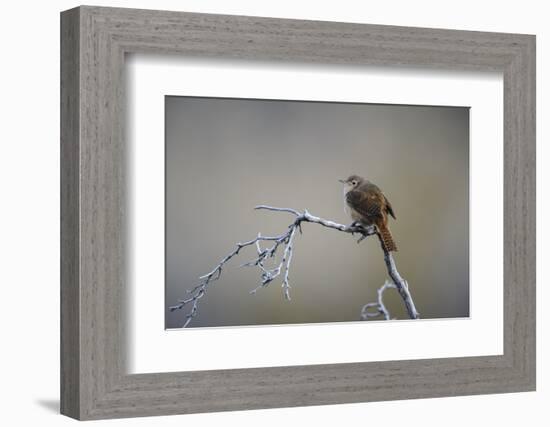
[{"x1": 339, "y1": 175, "x2": 398, "y2": 252}]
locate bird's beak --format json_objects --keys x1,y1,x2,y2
[{"x1": 338, "y1": 179, "x2": 346, "y2": 184}]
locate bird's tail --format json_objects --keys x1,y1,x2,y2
[{"x1": 377, "y1": 223, "x2": 398, "y2": 252}]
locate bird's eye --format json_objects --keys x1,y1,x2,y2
[{"x1": 352, "y1": 181, "x2": 357, "y2": 186}]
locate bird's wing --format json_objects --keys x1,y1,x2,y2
[
  {"x1": 384, "y1": 195, "x2": 396, "y2": 219},
  {"x1": 346, "y1": 190, "x2": 383, "y2": 219}
]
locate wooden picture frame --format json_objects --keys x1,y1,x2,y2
[{"x1": 60, "y1": 5, "x2": 536, "y2": 420}]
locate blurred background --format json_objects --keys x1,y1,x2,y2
[{"x1": 165, "y1": 96, "x2": 469, "y2": 328}]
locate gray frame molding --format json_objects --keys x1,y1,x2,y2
[{"x1": 60, "y1": 5, "x2": 536, "y2": 420}]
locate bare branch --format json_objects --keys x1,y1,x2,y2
[
  {"x1": 360, "y1": 280, "x2": 396, "y2": 320},
  {"x1": 170, "y1": 205, "x2": 419, "y2": 327},
  {"x1": 377, "y1": 234, "x2": 420, "y2": 319}
]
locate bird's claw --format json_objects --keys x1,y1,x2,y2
[{"x1": 356, "y1": 234, "x2": 367, "y2": 244}]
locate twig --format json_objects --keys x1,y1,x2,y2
[
  {"x1": 170, "y1": 205, "x2": 419, "y2": 327},
  {"x1": 360, "y1": 280, "x2": 396, "y2": 320}
]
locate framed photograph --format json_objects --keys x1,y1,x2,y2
[{"x1": 60, "y1": 5, "x2": 535, "y2": 420}]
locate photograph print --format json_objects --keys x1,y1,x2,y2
[{"x1": 166, "y1": 96, "x2": 469, "y2": 329}]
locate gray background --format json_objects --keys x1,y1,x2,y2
[{"x1": 165, "y1": 96, "x2": 469, "y2": 328}]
